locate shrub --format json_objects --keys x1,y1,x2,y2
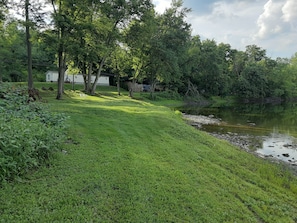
[
  {"x1": 155, "y1": 90, "x2": 182, "y2": 100},
  {"x1": 139, "y1": 90, "x2": 182, "y2": 101},
  {"x1": 0, "y1": 84, "x2": 68, "y2": 183}
]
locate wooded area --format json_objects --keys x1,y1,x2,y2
[{"x1": 1, "y1": 0, "x2": 297, "y2": 100}]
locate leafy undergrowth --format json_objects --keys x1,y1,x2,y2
[
  {"x1": 0, "y1": 83, "x2": 68, "y2": 183},
  {"x1": 0, "y1": 85, "x2": 297, "y2": 222}
]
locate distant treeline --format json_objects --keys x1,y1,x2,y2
[{"x1": 1, "y1": 0, "x2": 297, "y2": 100}]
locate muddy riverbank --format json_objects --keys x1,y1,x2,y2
[
  {"x1": 183, "y1": 113, "x2": 262, "y2": 151},
  {"x1": 183, "y1": 113, "x2": 297, "y2": 174}
]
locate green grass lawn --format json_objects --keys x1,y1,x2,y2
[{"x1": 1, "y1": 84, "x2": 297, "y2": 222}]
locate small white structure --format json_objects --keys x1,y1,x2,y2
[{"x1": 45, "y1": 71, "x2": 110, "y2": 86}]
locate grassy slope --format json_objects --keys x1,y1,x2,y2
[{"x1": 1, "y1": 85, "x2": 297, "y2": 222}]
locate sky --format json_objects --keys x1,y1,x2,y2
[{"x1": 152, "y1": 0, "x2": 297, "y2": 59}]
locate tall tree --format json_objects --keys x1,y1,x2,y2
[
  {"x1": 280, "y1": 53, "x2": 297, "y2": 97},
  {"x1": 65, "y1": 0, "x2": 153, "y2": 95},
  {"x1": 193, "y1": 39, "x2": 224, "y2": 96},
  {"x1": 50, "y1": 0, "x2": 81, "y2": 99},
  {"x1": 25, "y1": 0, "x2": 33, "y2": 89},
  {"x1": 0, "y1": 0, "x2": 8, "y2": 83},
  {"x1": 232, "y1": 45, "x2": 269, "y2": 98},
  {"x1": 124, "y1": 7, "x2": 157, "y2": 97},
  {"x1": 9, "y1": 0, "x2": 47, "y2": 89},
  {"x1": 109, "y1": 46, "x2": 129, "y2": 96},
  {"x1": 216, "y1": 43, "x2": 233, "y2": 96},
  {"x1": 0, "y1": 18, "x2": 6, "y2": 82},
  {"x1": 245, "y1": 44, "x2": 266, "y2": 63},
  {"x1": 143, "y1": 0, "x2": 191, "y2": 97},
  {"x1": 0, "y1": 21, "x2": 28, "y2": 82},
  {"x1": 50, "y1": 0, "x2": 66, "y2": 99},
  {"x1": 89, "y1": 0, "x2": 153, "y2": 95},
  {"x1": 231, "y1": 50, "x2": 247, "y2": 77},
  {"x1": 180, "y1": 35, "x2": 202, "y2": 96}
]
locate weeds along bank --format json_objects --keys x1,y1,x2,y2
[
  {"x1": 0, "y1": 83, "x2": 297, "y2": 222},
  {"x1": 0, "y1": 83, "x2": 68, "y2": 183}
]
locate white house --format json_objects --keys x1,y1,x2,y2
[{"x1": 45, "y1": 71, "x2": 110, "y2": 86}]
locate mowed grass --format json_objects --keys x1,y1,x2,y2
[{"x1": 1, "y1": 84, "x2": 297, "y2": 222}]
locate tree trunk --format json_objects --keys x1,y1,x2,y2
[
  {"x1": 83, "y1": 73, "x2": 87, "y2": 92},
  {"x1": 56, "y1": 52, "x2": 63, "y2": 99},
  {"x1": 115, "y1": 59, "x2": 121, "y2": 96},
  {"x1": 149, "y1": 80, "x2": 156, "y2": 100},
  {"x1": 129, "y1": 78, "x2": 136, "y2": 98},
  {"x1": 129, "y1": 68, "x2": 139, "y2": 98},
  {"x1": 87, "y1": 62, "x2": 92, "y2": 94},
  {"x1": 81, "y1": 62, "x2": 87, "y2": 91},
  {"x1": 91, "y1": 58, "x2": 106, "y2": 95},
  {"x1": 25, "y1": 0, "x2": 33, "y2": 90},
  {"x1": 117, "y1": 74, "x2": 120, "y2": 96},
  {"x1": 53, "y1": 0, "x2": 67, "y2": 100},
  {"x1": 56, "y1": 43, "x2": 66, "y2": 99}
]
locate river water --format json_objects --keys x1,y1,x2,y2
[{"x1": 179, "y1": 103, "x2": 297, "y2": 165}]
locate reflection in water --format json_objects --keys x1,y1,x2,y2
[
  {"x1": 258, "y1": 131, "x2": 297, "y2": 164},
  {"x1": 179, "y1": 102, "x2": 297, "y2": 164}
]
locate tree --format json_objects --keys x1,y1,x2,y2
[
  {"x1": 233, "y1": 63, "x2": 268, "y2": 99},
  {"x1": 231, "y1": 45, "x2": 271, "y2": 99},
  {"x1": 279, "y1": 53, "x2": 297, "y2": 98},
  {"x1": 216, "y1": 43, "x2": 233, "y2": 96},
  {"x1": 109, "y1": 46, "x2": 129, "y2": 96},
  {"x1": 245, "y1": 44, "x2": 266, "y2": 63},
  {"x1": 0, "y1": 19, "x2": 6, "y2": 82},
  {"x1": 124, "y1": 7, "x2": 156, "y2": 97},
  {"x1": 25, "y1": 0, "x2": 33, "y2": 89},
  {"x1": 141, "y1": 0, "x2": 191, "y2": 98},
  {"x1": 199, "y1": 39, "x2": 220, "y2": 96},
  {"x1": 180, "y1": 35, "x2": 202, "y2": 97},
  {"x1": 89, "y1": 0, "x2": 153, "y2": 95},
  {"x1": 230, "y1": 50, "x2": 247, "y2": 77},
  {"x1": 0, "y1": 21, "x2": 28, "y2": 82},
  {"x1": 64, "y1": 0, "x2": 153, "y2": 96},
  {"x1": 8, "y1": 0, "x2": 47, "y2": 90},
  {"x1": 0, "y1": 1, "x2": 54, "y2": 83},
  {"x1": 50, "y1": 0, "x2": 74, "y2": 99}
]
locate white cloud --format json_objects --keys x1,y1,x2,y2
[
  {"x1": 255, "y1": 0, "x2": 288, "y2": 39},
  {"x1": 152, "y1": 0, "x2": 171, "y2": 14},
  {"x1": 253, "y1": 0, "x2": 297, "y2": 57},
  {"x1": 208, "y1": 1, "x2": 238, "y2": 21},
  {"x1": 282, "y1": 0, "x2": 297, "y2": 22},
  {"x1": 188, "y1": 1, "x2": 264, "y2": 51},
  {"x1": 153, "y1": 0, "x2": 297, "y2": 58}
]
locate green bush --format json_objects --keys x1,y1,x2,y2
[
  {"x1": 139, "y1": 90, "x2": 182, "y2": 101},
  {"x1": 155, "y1": 90, "x2": 182, "y2": 100},
  {"x1": 0, "y1": 84, "x2": 68, "y2": 183}
]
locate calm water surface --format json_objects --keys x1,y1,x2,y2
[{"x1": 180, "y1": 103, "x2": 297, "y2": 164}]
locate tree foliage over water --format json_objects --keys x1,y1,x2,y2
[{"x1": 1, "y1": 0, "x2": 297, "y2": 99}]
